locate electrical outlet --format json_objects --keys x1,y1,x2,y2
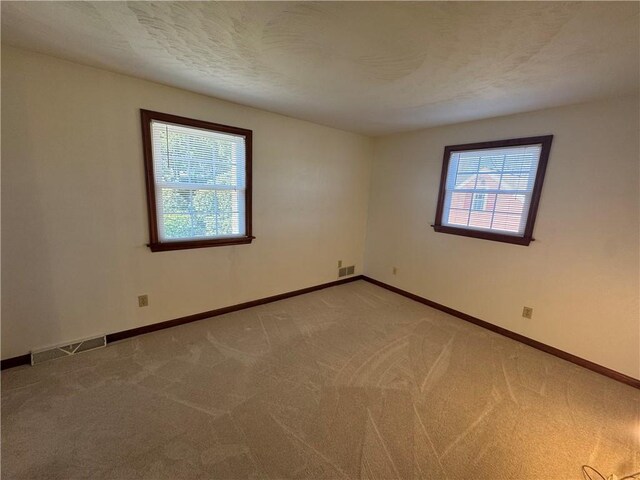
[
  {"x1": 522, "y1": 306, "x2": 533, "y2": 319},
  {"x1": 138, "y1": 295, "x2": 149, "y2": 307},
  {"x1": 392, "y1": 267, "x2": 397, "y2": 275},
  {"x1": 338, "y1": 260, "x2": 342, "y2": 268}
]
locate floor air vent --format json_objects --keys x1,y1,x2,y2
[{"x1": 31, "y1": 335, "x2": 106, "y2": 365}]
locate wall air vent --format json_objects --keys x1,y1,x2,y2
[
  {"x1": 338, "y1": 266, "x2": 355, "y2": 277},
  {"x1": 31, "y1": 335, "x2": 106, "y2": 365}
]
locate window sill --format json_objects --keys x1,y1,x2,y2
[
  {"x1": 148, "y1": 236, "x2": 255, "y2": 252},
  {"x1": 431, "y1": 225, "x2": 533, "y2": 246}
]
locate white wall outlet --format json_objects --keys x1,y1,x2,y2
[
  {"x1": 522, "y1": 306, "x2": 533, "y2": 319},
  {"x1": 338, "y1": 260, "x2": 342, "y2": 268}
]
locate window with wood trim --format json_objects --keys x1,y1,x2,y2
[
  {"x1": 141, "y1": 110, "x2": 253, "y2": 252},
  {"x1": 432, "y1": 136, "x2": 553, "y2": 246}
]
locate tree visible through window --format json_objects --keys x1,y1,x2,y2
[
  {"x1": 141, "y1": 110, "x2": 253, "y2": 252},
  {"x1": 432, "y1": 136, "x2": 552, "y2": 246}
]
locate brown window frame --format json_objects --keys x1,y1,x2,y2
[
  {"x1": 432, "y1": 135, "x2": 553, "y2": 246},
  {"x1": 141, "y1": 109, "x2": 254, "y2": 252}
]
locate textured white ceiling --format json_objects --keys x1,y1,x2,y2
[{"x1": 2, "y1": 1, "x2": 639, "y2": 135}]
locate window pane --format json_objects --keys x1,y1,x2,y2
[
  {"x1": 193, "y1": 190, "x2": 216, "y2": 213},
  {"x1": 158, "y1": 188, "x2": 243, "y2": 238},
  {"x1": 192, "y1": 214, "x2": 217, "y2": 237},
  {"x1": 471, "y1": 193, "x2": 485, "y2": 211},
  {"x1": 163, "y1": 214, "x2": 192, "y2": 239},
  {"x1": 479, "y1": 155, "x2": 503, "y2": 172},
  {"x1": 500, "y1": 173, "x2": 530, "y2": 190},
  {"x1": 469, "y1": 211, "x2": 493, "y2": 229},
  {"x1": 471, "y1": 193, "x2": 496, "y2": 212},
  {"x1": 492, "y1": 213, "x2": 522, "y2": 233},
  {"x1": 450, "y1": 192, "x2": 472, "y2": 209},
  {"x1": 150, "y1": 118, "x2": 248, "y2": 243},
  {"x1": 475, "y1": 174, "x2": 500, "y2": 190},
  {"x1": 457, "y1": 156, "x2": 479, "y2": 173},
  {"x1": 448, "y1": 209, "x2": 470, "y2": 226},
  {"x1": 440, "y1": 141, "x2": 546, "y2": 238},
  {"x1": 495, "y1": 194, "x2": 525, "y2": 214},
  {"x1": 454, "y1": 174, "x2": 477, "y2": 189},
  {"x1": 216, "y1": 190, "x2": 238, "y2": 213},
  {"x1": 215, "y1": 161, "x2": 238, "y2": 187},
  {"x1": 217, "y1": 211, "x2": 240, "y2": 236},
  {"x1": 504, "y1": 153, "x2": 536, "y2": 172},
  {"x1": 161, "y1": 188, "x2": 191, "y2": 214}
]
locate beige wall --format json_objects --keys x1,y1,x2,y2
[
  {"x1": 1, "y1": 46, "x2": 372, "y2": 359},
  {"x1": 3, "y1": 46, "x2": 639, "y2": 380},
  {"x1": 365, "y1": 96, "x2": 640, "y2": 378}
]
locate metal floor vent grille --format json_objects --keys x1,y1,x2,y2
[
  {"x1": 31, "y1": 335, "x2": 106, "y2": 365},
  {"x1": 338, "y1": 265, "x2": 356, "y2": 277}
]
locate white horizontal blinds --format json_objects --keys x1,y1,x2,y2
[
  {"x1": 442, "y1": 144, "x2": 542, "y2": 236},
  {"x1": 151, "y1": 120, "x2": 246, "y2": 241}
]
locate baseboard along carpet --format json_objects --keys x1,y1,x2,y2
[{"x1": 2, "y1": 280, "x2": 638, "y2": 478}]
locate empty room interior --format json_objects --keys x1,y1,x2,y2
[{"x1": 2, "y1": 1, "x2": 639, "y2": 479}]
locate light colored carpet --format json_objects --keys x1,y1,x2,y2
[{"x1": 2, "y1": 280, "x2": 638, "y2": 479}]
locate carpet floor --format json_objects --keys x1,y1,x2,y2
[{"x1": 2, "y1": 280, "x2": 639, "y2": 479}]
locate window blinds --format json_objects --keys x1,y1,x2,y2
[
  {"x1": 150, "y1": 120, "x2": 247, "y2": 241},
  {"x1": 442, "y1": 145, "x2": 542, "y2": 236}
]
